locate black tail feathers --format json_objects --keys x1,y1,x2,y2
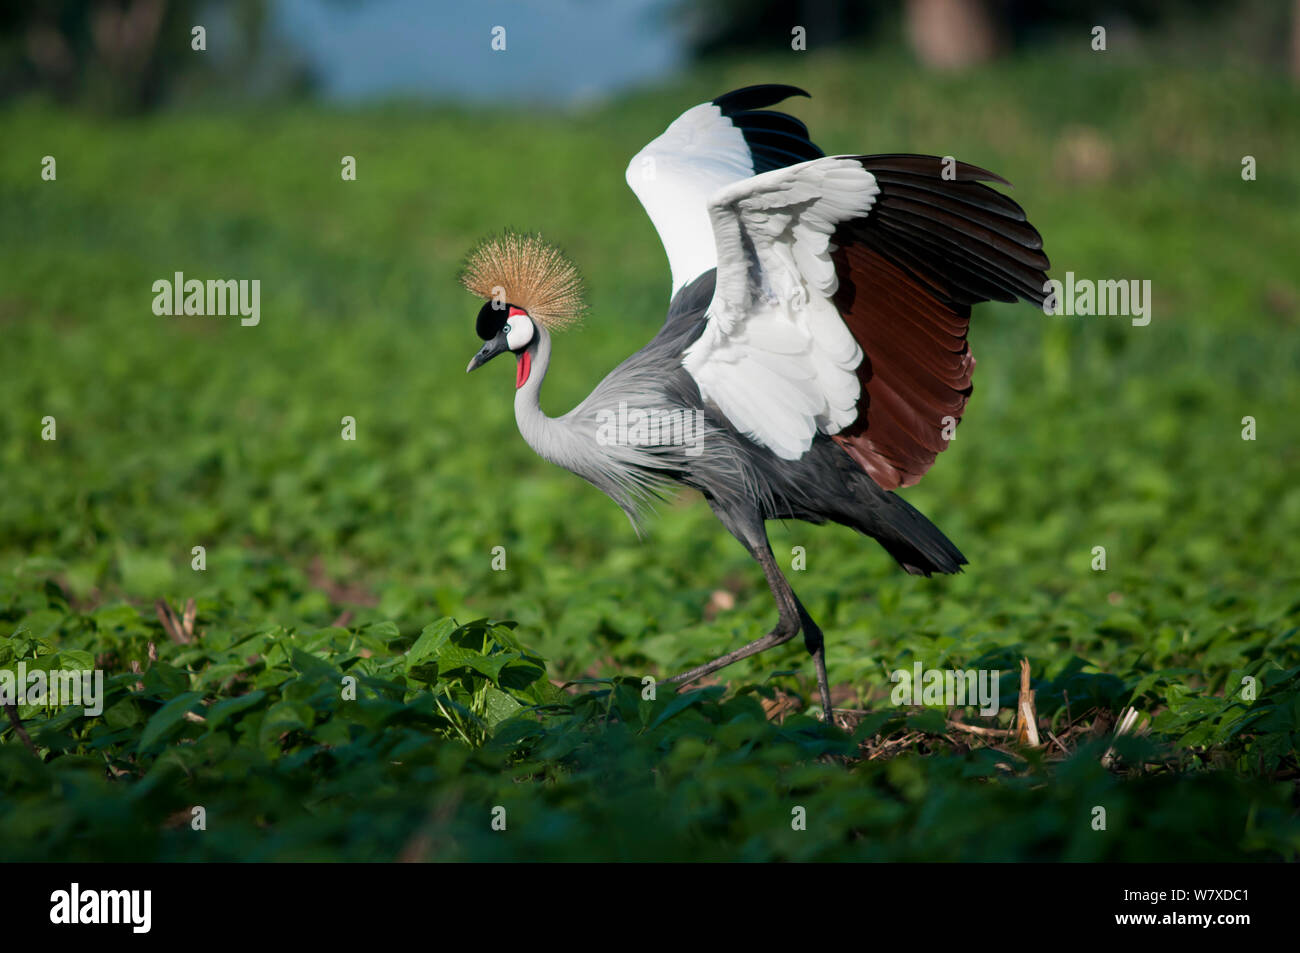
[{"x1": 871, "y1": 492, "x2": 967, "y2": 576}]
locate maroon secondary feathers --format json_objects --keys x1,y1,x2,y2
[{"x1": 829, "y1": 155, "x2": 1050, "y2": 489}]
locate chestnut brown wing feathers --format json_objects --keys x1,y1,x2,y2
[{"x1": 829, "y1": 155, "x2": 1049, "y2": 490}]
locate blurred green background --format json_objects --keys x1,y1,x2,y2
[{"x1": 0, "y1": 0, "x2": 1297, "y2": 861}]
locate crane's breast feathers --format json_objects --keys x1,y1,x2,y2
[{"x1": 682, "y1": 154, "x2": 1049, "y2": 489}]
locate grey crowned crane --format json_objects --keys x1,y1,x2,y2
[{"x1": 462, "y1": 85, "x2": 1049, "y2": 719}]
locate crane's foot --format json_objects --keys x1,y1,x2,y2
[
  {"x1": 663, "y1": 621, "x2": 837, "y2": 728},
  {"x1": 663, "y1": 624, "x2": 799, "y2": 688},
  {"x1": 804, "y1": 629, "x2": 835, "y2": 726}
]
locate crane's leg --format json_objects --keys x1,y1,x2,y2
[
  {"x1": 664, "y1": 509, "x2": 835, "y2": 721},
  {"x1": 663, "y1": 540, "x2": 800, "y2": 684},
  {"x1": 795, "y1": 595, "x2": 835, "y2": 722}
]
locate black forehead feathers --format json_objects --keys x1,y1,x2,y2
[{"x1": 475, "y1": 300, "x2": 513, "y2": 340}]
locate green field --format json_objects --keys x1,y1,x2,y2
[{"x1": 2, "y1": 45, "x2": 1298, "y2": 860}]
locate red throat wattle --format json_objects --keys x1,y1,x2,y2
[{"x1": 515, "y1": 350, "x2": 531, "y2": 389}]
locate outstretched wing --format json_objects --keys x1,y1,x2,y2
[
  {"x1": 626, "y1": 85, "x2": 824, "y2": 295},
  {"x1": 682, "y1": 157, "x2": 878, "y2": 460},
  {"x1": 684, "y1": 154, "x2": 1050, "y2": 487}
]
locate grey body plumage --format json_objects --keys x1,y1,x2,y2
[{"x1": 516, "y1": 269, "x2": 965, "y2": 575}]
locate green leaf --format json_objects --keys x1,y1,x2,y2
[
  {"x1": 436, "y1": 644, "x2": 515, "y2": 683},
  {"x1": 648, "y1": 686, "x2": 724, "y2": 731},
  {"x1": 142, "y1": 662, "x2": 190, "y2": 698},
  {"x1": 205, "y1": 690, "x2": 267, "y2": 731},
  {"x1": 290, "y1": 647, "x2": 339, "y2": 684},
  {"x1": 483, "y1": 686, "x2": 522, "y2": 728},
  {"x1": 258, "y1": 699, "x2": 315, "y2": 748},
  {"x1": 406, "y1": 619, "x2": 457, "y2": 668},
  {"x1": 137, "y1": 692, "x2": 203, "y2": 751}
]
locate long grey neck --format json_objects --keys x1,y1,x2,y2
[
  {"x1": 510, "y1": 323, "x2": 691, "y2": 530},
  {"x1": 513, "y1": 326, "x2": 565, "y2": 467}
]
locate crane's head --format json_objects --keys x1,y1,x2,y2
[
  {"x1": 466, "y1": 301, "x2": 536, "y2": 386},
  {"x1": 460, "y1": 231, "x2": 585, "y2": 388}
]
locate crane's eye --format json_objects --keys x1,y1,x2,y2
[{"x1": 505, "y1": 314, "x2": 535, "y2": 351}]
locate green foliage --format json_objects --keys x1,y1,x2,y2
[
  {"x1": 1, "y1": 45, "x2": 1298, "y2": 859},
  {"x1": 0, "y1": 608, "x2": 1296, "y2": 861}
]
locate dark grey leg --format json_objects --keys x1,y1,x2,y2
[
  {"x1": 664, "y1": 505, "x2": 837, "y2": 723},
  {"x1": 796, "y1": 596, "x2": 834, "y2": 721},
  {"x1": 664, "y1": 539, "x2": 800, "y2": 686}
]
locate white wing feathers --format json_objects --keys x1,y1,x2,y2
[
  {"x1": 625, "y1": 103, "x2": 754, "y2": 294},
  {"x1": 682, "y1": 158, "x2": 881, "y2": 459}
]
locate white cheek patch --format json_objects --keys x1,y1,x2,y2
[{"x1": 505, "y1": 313, "x2": 535, "y2": 351}]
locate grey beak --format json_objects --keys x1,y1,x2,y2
[{"x1": 466, "y1": 336, "x2": 508, "y2": 372}]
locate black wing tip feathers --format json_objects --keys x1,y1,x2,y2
[
  {"x1": 712, "y1": 84, "x2": 811, "y2": 114},
  {"x1": 854, "y1": 153, "x2": 1012, "y2": 187},
  {"x1": 713, "y1": 85, "x2": 823, "y2": 174},
  {"x1": 846, "y1": 154, "x2": 1050, "y2": 308}
]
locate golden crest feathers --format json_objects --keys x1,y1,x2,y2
[{"x1": 460, "y1": 231, "x2": 587, "y2": 330}]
